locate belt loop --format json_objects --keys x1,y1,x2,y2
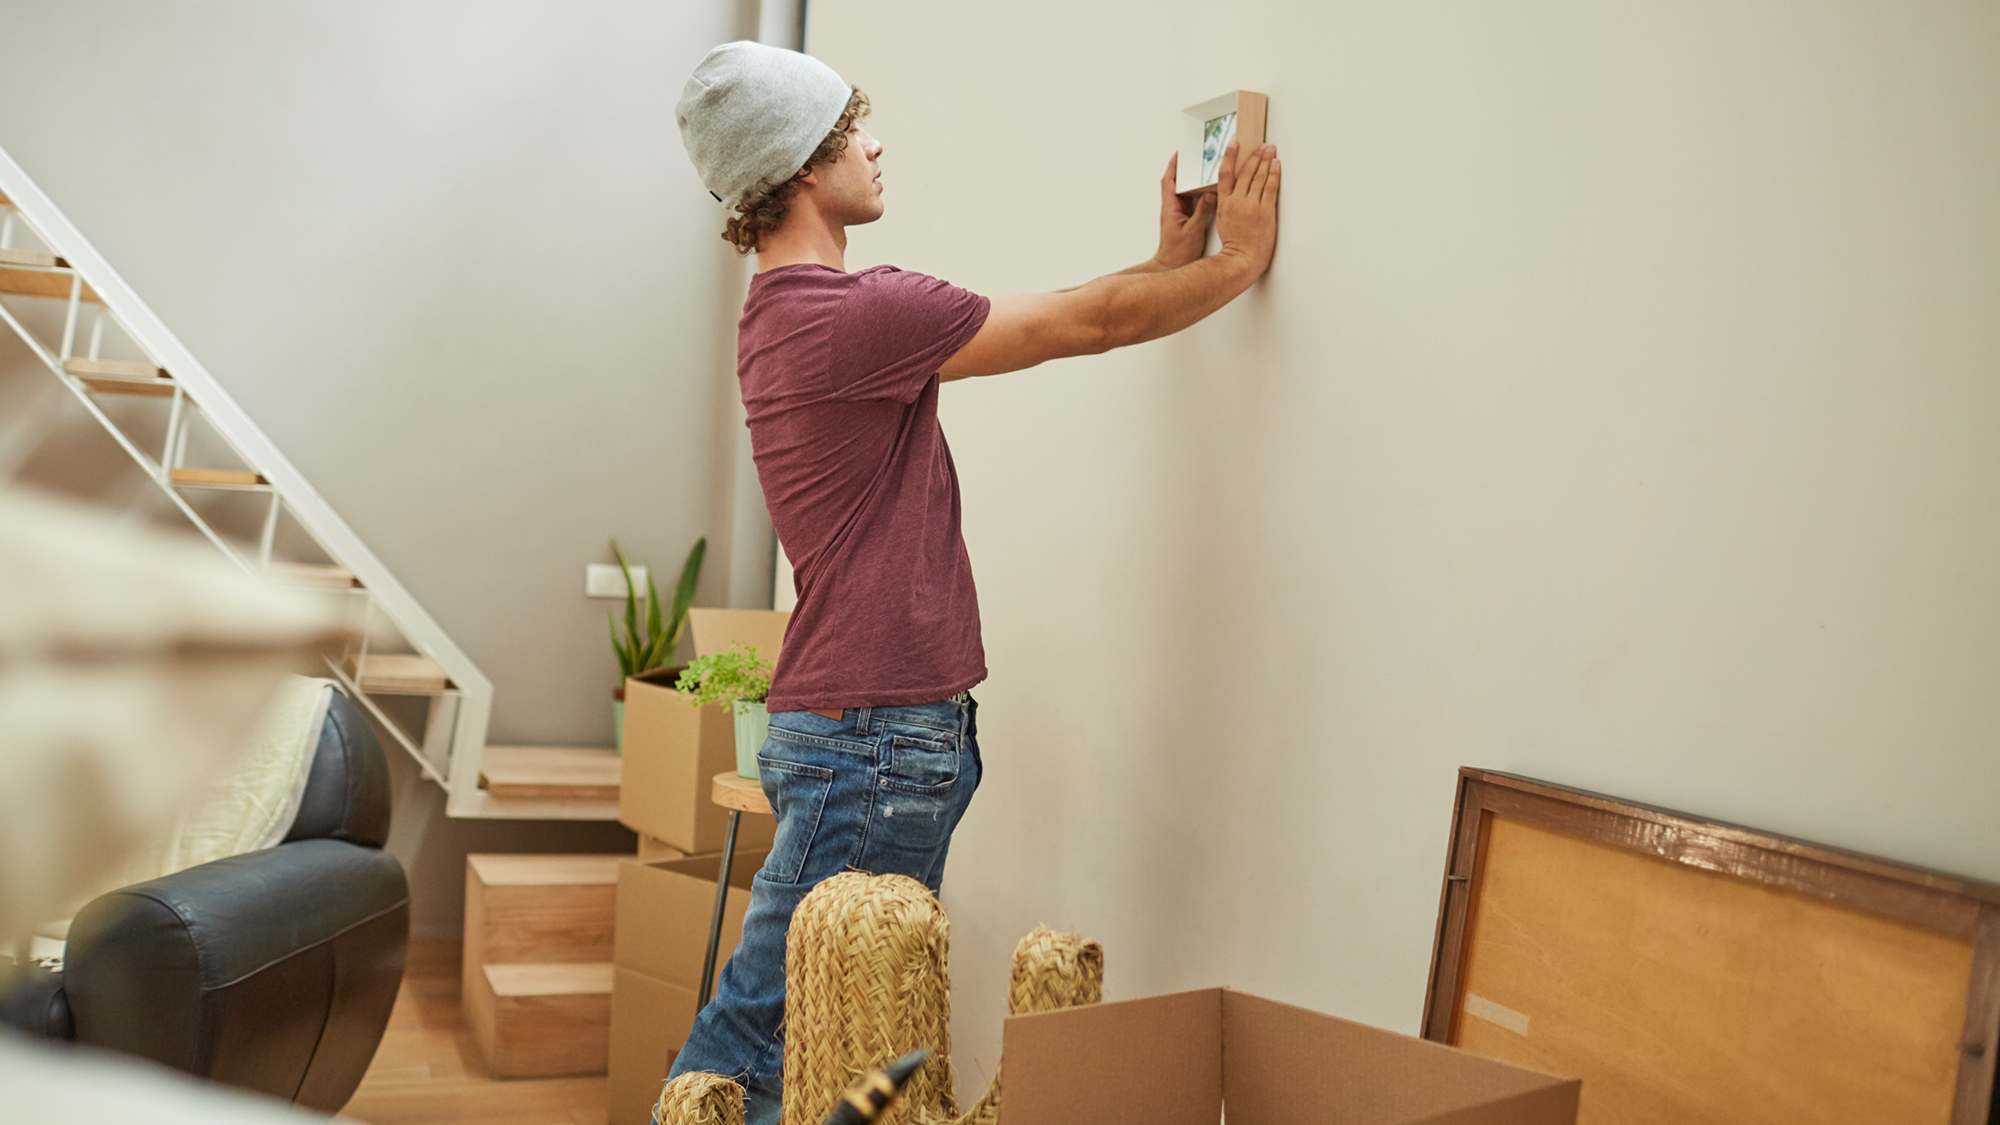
[{"x1": 853, "y1": 706, "x2": 871, "y2": 736}]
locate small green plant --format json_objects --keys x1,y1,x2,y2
[
  {"x1": 609, "y1": 536, "x2": 706, "y2": 679},
  {"x1": 675, "y1": 641, "x2": 773, "y2": 709}
]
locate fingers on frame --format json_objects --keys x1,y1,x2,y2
[
  {"x1": 1229, "y1": 142, "x2": 1269, "y2": 198},
  {"x1": 1247, "y1": 150, "x2": 1271, "y2": 197}
]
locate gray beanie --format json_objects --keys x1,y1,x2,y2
[{"x1": 677, "y1": 42, "x2": 853, "y2": 209}]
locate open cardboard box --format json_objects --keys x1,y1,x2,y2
[
  {"x1": 608, "y1": 848, "x2": 769, "y2": 1125},
  {"x1": 1002, "y1": 988, "x2": 1578, "y2": 1125},
  {"x1": 617, "y1": 608, "x2": 789, "y2": 854}
]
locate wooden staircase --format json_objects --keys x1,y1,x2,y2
[
  {"x1": 463, "y1": 854, "x2": 622, "y2": 1079},
  {"x1": 0, "y1": 162, "x2": 521, "y2": 818},
  {"x1": 477, "y1": 745, "x2": 623, "y2": 820}
]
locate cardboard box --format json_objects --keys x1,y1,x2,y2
[
  {"x1": 685, "y1": 607, "x2": 790, "y2": 663},
  {"x1": 617, "y1": 608, "x2": 789, "y2": 854},
  {"x1": 609, "y1": 966, "x2": 697, "y2": 1125},
  {"x1": 614, "y1": 850, "x2": 764, "y2": 990},
  {"x1": 1002, "y1": 988, "x2": 1579, "y2": 1125},
  {"x1": 608, "y1": 850, "x2": 767, "y2": 1125}
]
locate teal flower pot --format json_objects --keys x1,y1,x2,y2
[
  {"x1": 612, "y1": 698, "x2": 625, "y2": 755},
  {"x1": 732, "y1": 700, "x2": 768, "y2": 779}
]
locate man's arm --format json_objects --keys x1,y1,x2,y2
[{"x1": 939, "y1": 142, "x2": 1280, "y2": 380}]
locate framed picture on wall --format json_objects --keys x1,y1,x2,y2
[{"x1": 1176, "y1": 90, "x2": 1268, "y2": 196}]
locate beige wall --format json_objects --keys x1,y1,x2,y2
[
  {"x1": 810, "y1": 0, "x2": 2000, "y2": 1088},
  {"x1": 0, "y1": 2, "x2": 754, "y2": 934},
  {"x1": 0, "y1": 0, "x2": 758, "y2": 747}
]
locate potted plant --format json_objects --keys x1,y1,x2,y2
[
  {"x1": 609, "y1": 537, "x2": 704, "y2": 752},
  {"x1": 674, "y1": 640, "x2": 773, "y2": 779}
]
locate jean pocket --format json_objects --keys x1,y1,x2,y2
[
  {"x1": 755, "y1": 755, "x2": 833, "y2": 885},
  {"x1": 882, "y1": 733, "x2": 960, "y2": 794}
]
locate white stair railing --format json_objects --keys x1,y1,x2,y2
[{"x1": 0, "y1": 144, "x2": 504, "y2": 817}]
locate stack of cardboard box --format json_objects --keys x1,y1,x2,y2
[{"x1": 607, "y1": 608, "x2": 789, "y2": 1125}]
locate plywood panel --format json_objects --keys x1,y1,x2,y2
[{"x1": 1453, "y1": 815, "x2": 1973, "y2": 1125}]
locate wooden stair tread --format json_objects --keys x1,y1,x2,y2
[
  {"x1": 466, "y1": 959, "x2": 613, "y2": 1078},
  {"x1": 0, "y1": 247, "x2": 58, "y2": 268},
  {"x1": 481, "y1": 746, "x2": 621, "y2": 801},
  {"x1": 80, "y1": 375, "x2": 175, "y2": 398},
  {"x1": 0, "y1": 265, "x2": 98, "y2": 302},
  {"x1": 170, "y1": 467, "x2": 267, "y2": 487},
  {"x1": 354, "y1": 652, "x2": 450, "y2": 694},
  {"x1": 466, "y1": 853, "x2": 623, "y2": 887},
  {"x1": 266, "y1": 561, "x2": 358, "y2": 588},
  {"x1": 65, "y1": 356, "x2": 164, "y2": 380},
  {"x1": 483, "y1": 962, "x2": 614, "y2": 997}
]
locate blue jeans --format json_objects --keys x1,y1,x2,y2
[{"x1": 666, "y1": 694, "x2": 982, "y2": 1125}]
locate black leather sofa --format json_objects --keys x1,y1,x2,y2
[{"x1": 0, "y1": 689, "x2": 409, "y2": 1112}]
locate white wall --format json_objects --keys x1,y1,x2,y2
[{"x1": 810, "y1": 0, "x2": 2000, "y2": 1094}]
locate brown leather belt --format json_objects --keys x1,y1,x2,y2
[{"x1": 808, "y1": 707, "x2": 843, "y2": 721}]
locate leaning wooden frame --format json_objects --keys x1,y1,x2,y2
[{"x1": 1424, "y1": 767, "x2": 2000, "y2": 1125}]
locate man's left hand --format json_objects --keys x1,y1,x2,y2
[{"x1": 1152, "y1": 153, "x2": 1216, "y2": 269}]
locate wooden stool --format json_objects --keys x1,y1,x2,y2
[{"x1": 698, "y1": 771, "x2": 772, "y2": 1008}]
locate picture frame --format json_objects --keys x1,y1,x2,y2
[
  {"x1": 1176, "y1": 90, "x2": 1268, "y2": 196},
  {"x1": 1424, "y1": 768, "x2": 2000, "y2": 1124}
]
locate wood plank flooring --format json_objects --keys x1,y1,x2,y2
[{"x1": 342, "y1": 941, "x2": 608, "y2": 1125}]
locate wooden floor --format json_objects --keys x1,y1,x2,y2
[{"x1": 342, "y1": 941, "x2": 608, "y2": 1125}]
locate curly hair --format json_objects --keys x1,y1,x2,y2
[{"x1": 722, "y1": 87, "x2": 870, "y2": 255}]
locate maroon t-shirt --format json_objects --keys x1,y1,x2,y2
[{"x1": 738, "y1": 264, "x2": 992, "y2": 712}]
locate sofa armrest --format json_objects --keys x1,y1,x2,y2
[{"x1": 64, "y1": 838, "x2": 408, "y2": 1110}]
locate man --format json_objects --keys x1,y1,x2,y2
[{"x1": 671, "y1": 42, "x2": 1278, "y2": 1123}]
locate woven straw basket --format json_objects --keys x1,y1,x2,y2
[{"x1": 654, "y1": 871, "x2": 1102, "y2": 1125}]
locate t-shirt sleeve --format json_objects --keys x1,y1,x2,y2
[{"x1": 825, "y1": 267, "x2": 991, "y2": 403}]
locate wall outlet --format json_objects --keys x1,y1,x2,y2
[{"x1": 586, "y1": 562, "x2": 647, "y2": 599}]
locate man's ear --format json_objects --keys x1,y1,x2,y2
[{"x1": 793, "y1": 165, "x2": 818, "y2": 188}]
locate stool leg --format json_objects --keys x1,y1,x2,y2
[{"x1": 697, "y1": 808, "x2": 742, "y2": 1009}]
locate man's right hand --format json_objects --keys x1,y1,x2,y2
[{"x1": 1214, "y1": 140, "x2": 1280, "y2": 277}]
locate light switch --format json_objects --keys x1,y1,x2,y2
[{"x1": 586, "y1": 563, "x2": 647, "y2": 599}]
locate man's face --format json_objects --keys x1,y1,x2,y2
[{"x1": 813, "y1": 125, "x2": 884, "y2": 227}]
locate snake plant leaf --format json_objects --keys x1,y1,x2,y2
[
  {"x1": 609, "y1": 613, "x2": 635, "y2": 678},
  {"x1": 614, "y1": 542, "x2": 641, "y2": 651},
  {"x1": 667, "y1": 537, "x2": 706, "y2": 651},
  {"x1": 642, "y1": 573, "x2": 667, "y2": 670}
]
